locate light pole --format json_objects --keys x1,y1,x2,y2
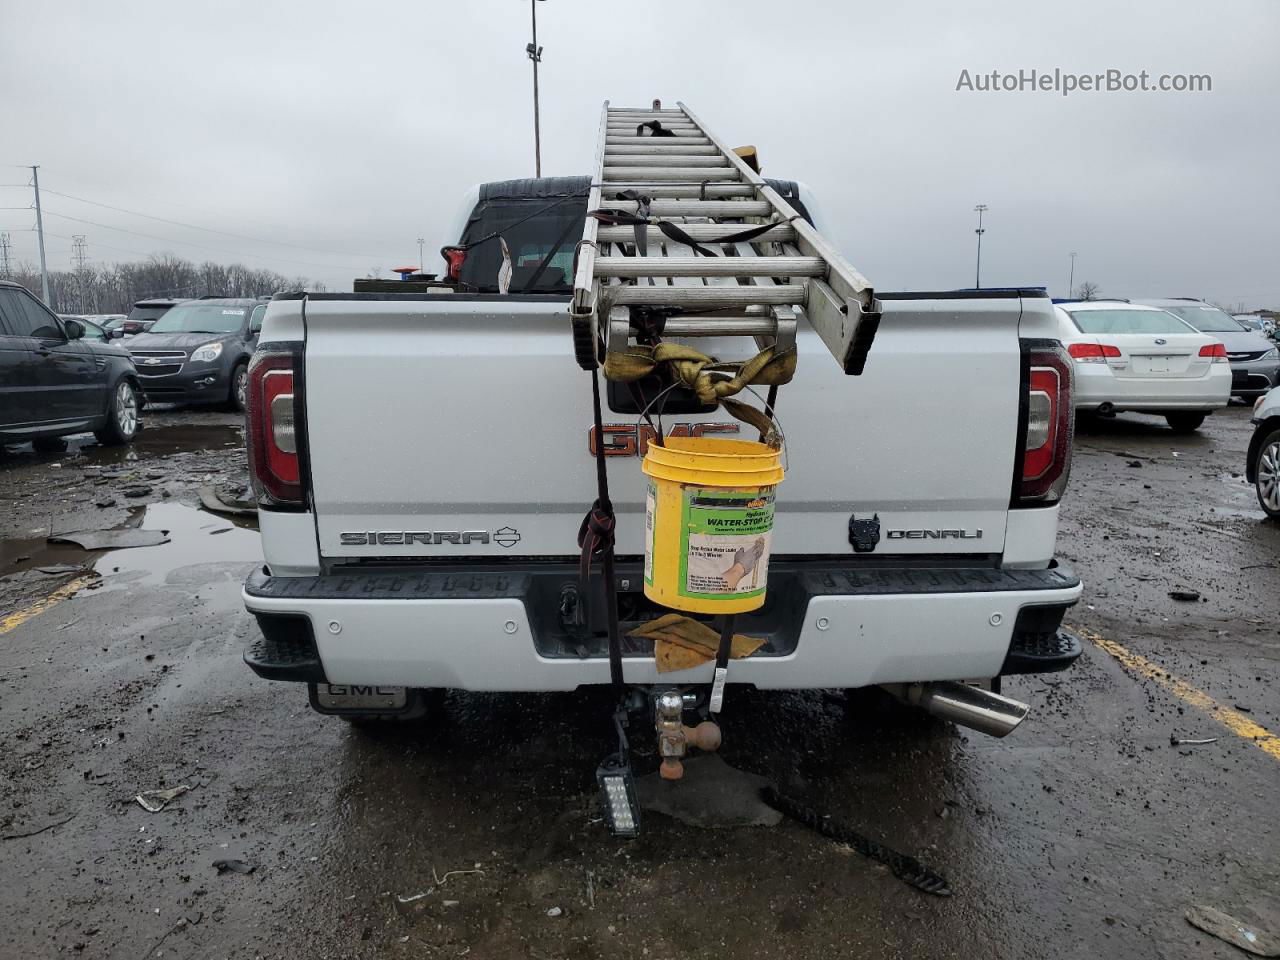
[
  {"x1": 526, "y1": 0, "x2": 547, "y2": 177},
  {"x1": 417, "y1": 237, "x2": 425, "y2": 274},
  {"x1": 31, "y1": 166, "x2": 50, "y2": 304},
  {"x1": 1068, "y1": 251, "x2": 1077, "y2": 298},
  {"x1": 973, "y1": 204, "x2": 987, "y2": 289}
]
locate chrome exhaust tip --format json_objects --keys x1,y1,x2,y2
[{"x1": 902, "y1": 681, "x2": 1030, "y2": 738}]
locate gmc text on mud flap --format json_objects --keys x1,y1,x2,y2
[{"x1": 328, "y1": 685, "x2": 400, "y2": 697}]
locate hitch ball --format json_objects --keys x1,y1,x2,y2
[{"x1": 688, "y1": 720, "x2": 722, "y2": 752}]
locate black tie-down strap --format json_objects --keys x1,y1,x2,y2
[
  {"x1": 589, "y1": 200, "x2": 792, "y2": 258},
  {"x1": 577, "y1": 501, "x2": 615, "y2": 604},
  {"x1": 635, "y1": 120, "x2": 676, "y2": 137},
  {"x1": 578, "y1": 368, "x2": 624, "y2": 686},
  {"x1": 761, "y1": 786, "x2": 953, "y2": 896}
]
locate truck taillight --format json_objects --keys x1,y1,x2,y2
[
  {"x1": 247, "y1": 344, "x2": 306, "y2": 508},
  {"x1": 441, "y1": 246, "x2": 467, "y2": 282},
  {"x1": 1017, "y1": 341, "x2": 1074, "y2": 503},
  {"x1": 1199, "y1": 342, "x2": 1228, "y2": 362}
]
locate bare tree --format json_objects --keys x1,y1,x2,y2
[
  {"x1": 1076, "y1": 281, "x2": 1100, "y2": 301},
  {"x1": 7, "y1": 253, "x2": 324, "y2": 312}
]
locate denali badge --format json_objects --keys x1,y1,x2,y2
[
  {"x1": 848, "y1": 514, "x2": 881, "y2": 553},
  {"x1": 886, "y1": 528, "x2": 984, "y2": 540},
  {"x1": 340, "y1": 530, "x2": 499, "y2": 546}
]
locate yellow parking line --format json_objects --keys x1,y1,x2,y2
[
  {"x1": 0, "y1": 576, "x2": 93, "y2": 637},
  {"x1": 1079, "y1": 626, "x2": 1280, "y2": 763}
]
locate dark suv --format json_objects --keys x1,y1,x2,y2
[
  {"x1": 0, "y1": 281, "x2": 141, "y2": 449},
  {"x1": 122, "y1": 297, "x2": 186, "y2": 336},
  {"x1": 125, "y1": 298, "x2": 266, "y2": 410}
]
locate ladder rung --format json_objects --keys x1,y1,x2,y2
[
  {"x1": 596, "y1": 256, "x2": 824, "y2": 278},
  {"x1": 608, "y1": 117, "x2": 694, "y2": 125},
  {"x1": 603, "y1": 167, "x2": 740, "y2": 182},
  {"x1": 609, "y1": 285, "x2": 807, "y2": 307},
  {"x1": 600, "y1": 183, "x2": 756, "y2": 199},
  {"x1": 607, "y1": 136, "x2": 710, "y2": 146},
  {"x1": 595, "y1": 224, "x2": 795, "y2": 243},
  {"x1": 657, "y1": 317, "x2": 779, "y2": 337},
  {"x1": 609, "y1": 109, "x2": 686, "y2": 116},
  {"x1": 605, "y1": 144, "x2": 721, "y2": 155},
  {"x1": 607, "y1": 199, "x2": 772, "y2": 216},
  {"x1": 607, "y1": 121, "x2": 699, "y2": 129},
  {"x1": 607, "y1": 129, "x2": 702, "y2": 138},
  {"x1": 602, "y1": 155, "x2": 730, "y2": 167}
]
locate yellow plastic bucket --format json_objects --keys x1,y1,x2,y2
[{"x1": 642, "y1": 436, "x2": 785, "y2": 614}]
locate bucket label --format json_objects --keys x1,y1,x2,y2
[
  {"x1": 679, "y1": 487, "x2": 775, "y2": 600},
  {"x1": 644, "y1": 482, "x2": 656, "y2": 585}
]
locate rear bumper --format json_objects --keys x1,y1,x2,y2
[
  {"x1": 242, "y1": 560, "x2": 1083, "y2": 691},
  {"x1": 1073, "y1": 362, "x2": 1230, "y2": 412}
]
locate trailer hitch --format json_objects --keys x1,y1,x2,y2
[{"x1": 654, "y1": 689, "x2": 722, "y2": 781}]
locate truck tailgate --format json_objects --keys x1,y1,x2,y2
[{"x1": 301, "y1": 295, "x2": 1023, "y2": 560}]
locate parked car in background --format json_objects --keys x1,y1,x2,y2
[
  {"x1": 84, "y1": 314, "x2": 129, "y2": 338},
  {"x1": 0, "y1": 281, "x2": 141, "y2": 449},
  {"x1": 1055, "y1": 300, "x2": 1230, "y2": 432},
  {"x1": 1135, "y1": 299, "x2": 1280, "y2": 400},
  {"x1": 122, "y1": 297, "x2": 186, "y2": 336},
  {"x1": 1247, "y1": 387, "x2": 1280, "y2": 521},
  {"x1": 1234, "y1": 314, "x2": 1278, "y2": 338},
  {"x1": 125, "y1": 298, "x2": 266, "y2": 410}
]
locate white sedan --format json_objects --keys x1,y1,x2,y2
[{"x1": 1055, "y1": 300, "x2": 1231, "y2": 433}]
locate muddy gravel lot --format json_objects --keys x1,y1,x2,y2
[{"x1": 1, "y1": 405, "x2": 1277, "y2": 959}]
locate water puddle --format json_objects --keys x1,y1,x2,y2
[
  {"x1": 0, "y1": 536, "x2": 89, "y2": 574},
  {"x1": 2, "y1": 500, "x2": 261, "y2": 612},
  {"x1": 94, "y1": 501, "x2": 260, "y2": 588},
  {"x1": 1, "y1": 422, "x2": 243, "y2": 468}
]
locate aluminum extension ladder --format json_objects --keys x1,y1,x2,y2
[{"x1": 571, "y1": 101, "x2": 880, "y2": 375}]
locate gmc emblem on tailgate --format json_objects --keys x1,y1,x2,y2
[{"x1": 590, "y1": 422, "x2": 739, "y2": 457}]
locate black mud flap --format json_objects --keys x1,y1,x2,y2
[{"x1": 307, "y1": 683, "x2": 419, "y2": 718}]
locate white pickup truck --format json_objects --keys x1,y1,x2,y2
[{"x1": 241, "y1": 176, "x2": 1082, "y2": 756}]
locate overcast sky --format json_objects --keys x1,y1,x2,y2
[{"x1": 2, "y1": 0, "x2": 1277, "y2": 305}]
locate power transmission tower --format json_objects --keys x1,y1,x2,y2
[
  {"x1": 0, "y1": 232, "x2": 11, "y2": 278},
  {"x1": 71, "y1": 235, "x2": 89, "y2": 312},
  {"x1": 30, "y1": 166, "x2": 50, "y2": 304}
]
